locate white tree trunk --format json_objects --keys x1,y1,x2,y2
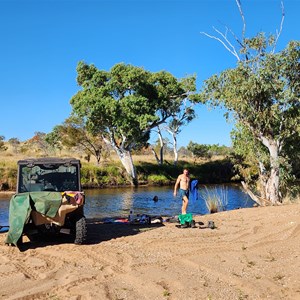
[
  {"x1": 261, "y1": 137, "x2": 280, "y2": 204},
  {"x1": 258, "y1": 161, "x2": 267, "y2": 203},
  {"x1": 150, "y1": 128, "x2": 164, "y2": 165},
  {"x1": 171, "y1": 132, "x2": 178, "y2": 165},
  {"x1": 166, "y1": 126, "x2": 179, "y2": 165},
  {"x1": 157, "y1": 126, "x2": 164, "y2": 165},
  {"x1": 103, "y1": 136, "x2": 137, "y2": 186},
  {"x1": 118, "y1": 149, "x2": 137, "y2": 186},
  {"x1": 150, "y1": 147, "x2": 160, "y2": 165}
]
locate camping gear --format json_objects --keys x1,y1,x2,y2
[
  {"x1": 178, "y1": 213, "x2": 196, "y2": 228},
  {"x1": 129, "y1": 213, "x2": 151, "y2": 225}
]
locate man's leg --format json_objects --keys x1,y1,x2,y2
[{"x1": 181, "y1": 196, "x2": 188, "y2": 214}]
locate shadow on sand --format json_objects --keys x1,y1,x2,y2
[
  {"x1": 14, "y1": 218, "x2": 165, "y2": 251},
  {"x1": 86, "y1": 218, "x2": 164, "y2": 244}
]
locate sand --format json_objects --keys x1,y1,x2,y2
[{"x1": 0, "y1": 204, "x2": 300, "y2": 300}]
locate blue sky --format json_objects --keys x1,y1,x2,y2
[{"x1": 0, "y1": 0, "x2": 299, "y2": 147}]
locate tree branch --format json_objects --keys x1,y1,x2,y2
[
  {"x1": 200, "y1": 29, "x2": 241, "y2": 61},
  {"x1": 235, "y1": 0, "x2": 246, "y2": 40},
  {"x1": 272, "y1": 0, "x2": 285, "y2": 53}
]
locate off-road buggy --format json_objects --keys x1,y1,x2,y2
[{"x1": 6, "y1": 158, "x2": 87, "y2": 247}]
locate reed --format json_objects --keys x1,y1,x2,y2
[
  {"x1": 282, "y1": 193, "x2": 300, "y2": 204},
  {"x1": 200, "y1": 185, "x2": 228, "y2": 213}
]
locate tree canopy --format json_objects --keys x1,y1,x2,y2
[
  {"x1": 70, "y1": 62, "x2": 196, "y2": 185},
  {"x1": 199, "y1": 36, "x2": 300, "y2": 204},
  {"x1": 46, "y1": 116, "x2": 106, "y2": 164},
  {"x1": 0, "y1": 136, "x2": 7, "y2": 152}
]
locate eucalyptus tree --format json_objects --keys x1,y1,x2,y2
[
  {"x1": 165, "y1": 104, "x2": 195, "y2": 165},
  {"x1": 199, "y1": 0, "x2": 300, "y2": 204},
  {"x1": 150, "y1": 125, "x2": 165, "y2": 165},
  {"x1": 187, "y1": 141, "x2": 212, "y2": 162},
  {"x1": 71, "y1": 62, "x2": 195, "y2": 185},
  {"x1": 151, "y1": 76, "x2": 197, "y2": 165},
  {"x1": 46, "y1": 116, "x2": 106, "y2": 164},
  {"x1": 151, "y1": 112, "x2": 194, "y2": 166},
  {"x1": 0, "y1": 136, "x2": 7, "y2": 152},
  {"x1": 26, "y1": 132, "x2": 52, "y2": 156},
  {"x1": 8, "y1": 138, "x2": 21, "y2": 154}
]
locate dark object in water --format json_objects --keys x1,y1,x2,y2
[{"x1": 153, "y1": 195, "x2": 158, "y2": 202}]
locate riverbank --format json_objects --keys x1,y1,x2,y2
[
  {"x1": 0, "y1": 203, "x2": 299, "y2": 299},
  {"x1": 0, "y1": 157, "x2": 237, "y2": 191}
]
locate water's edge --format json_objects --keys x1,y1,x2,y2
[{"x1": 0, "y1": 184, "x2": 255, "y2": 226}]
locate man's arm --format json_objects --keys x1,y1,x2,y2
[{"x1": 173, "y1": 176, "x2": 180, "y2": 196}]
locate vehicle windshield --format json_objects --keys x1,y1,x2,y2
[{"x1": 18, "y1": 163, "x2": 80, "y2": 193}]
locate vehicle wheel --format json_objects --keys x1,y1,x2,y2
[
  {"x1": 16, "y1": 235, "x2": 23, "y2": 248},
  {"x1": 74, "y1": 216, "x2": 87, "y2": 245}
]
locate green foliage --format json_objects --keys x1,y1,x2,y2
[
  {"x1": 45, "y1": 128, "x2": 63, "y2": 151},
  {"x1": 192, "y1": 159, "x2": 236, "y2": 183},
  {"x1": 46, "y1": 116, "x2": 107, "y2": 164},
  {"x1": 200, "y1": 38, "x2": 300, "y2": 142},
  {"x1": 80, "y1": 163, "x2": 128, "y2": 187},
  {"x1": 0, "y1": 158, "x2": 237, "y2": 191},
  {"x1": 199, "y1": 35, "x2": 300, "y2": 201},
  {"x1": 8, "y1": 138, "x2": 20, "y2": 154},
  {"x1": 147, "y1": 174, "x2": 170, "y2": 185},
  {"x1": 26, "y1": 132, "x2": 53, "y2": 156},
  {"x1": 208, "y1": 144, "x2": 232, "y2": 156},
  {"x1": 72, "y1": 159, "x2": 237, "y2": 188},
  {"x1": 0, "y1": 163, "x2": 17, "y2": 191},
  {"x1": 70, "y1": 62, "x2": 196, "y2": 183},
  {"x1": 71, "y1": 62, "x2": 196, "y2": 152},
  {"x1": 0, "y1": 136, "x2": 7, "y2": 152},
  {"x1": 187, "y1": 141, "x2": 231, "y2": 160},
  {"x1": 231, "y1": 124, "x2": 267, "y2": 181},
  {"x1": 187, "y1": 141, "x2": 212, "y2": 160}
]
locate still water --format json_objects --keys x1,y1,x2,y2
[{"x1": 0, "y1": 184, "x2": 255, "y2": 225}]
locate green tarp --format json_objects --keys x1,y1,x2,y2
[
  {"x1": 5, "y1": 192, "x2": 62, "y2": 246},
  {"x1": 178, "y1": 213, "x2": 193, "y2": 225}
]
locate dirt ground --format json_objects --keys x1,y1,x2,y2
[{"x1": 0, "y1": 203, "x2": 300, "y2": 300}]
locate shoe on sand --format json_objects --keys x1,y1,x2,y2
[{"x1": 207, "y1": 221, "x2": 216, "y2": 229}]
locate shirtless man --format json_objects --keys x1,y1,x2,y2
[{"x1": 173, "y1": 169, "x2": 190, "y2": 215}]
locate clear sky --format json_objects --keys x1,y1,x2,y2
[{"x1": 0, "y1": 0, "x2": 299, "y2": 147}]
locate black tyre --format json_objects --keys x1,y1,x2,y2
[
  {"x1": 16, "y1": 235, "x2": 23, "y2": 248},
  {"x1": 74, "y1": 216, "x2": 87, "y2": 245}
]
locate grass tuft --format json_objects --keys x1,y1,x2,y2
[{"x1": 200, "y1": 185, "x2": 228, "y2": 214}]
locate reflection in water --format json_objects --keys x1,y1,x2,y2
[
  {"x1": 121, "y1": 189, "x2": 134, "y2": 209},
  {"x1": 0, "y1": 184, "x2": 255, "y2": 224},
  {"x1": 0, "y1": 198, "x2": 10, "y2": 226}
]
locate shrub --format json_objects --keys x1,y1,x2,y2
[
  {"x1": 147, "y1": 174, "x2": 170, "y2": 185},
  {"x1": 200, "y1": 185, "x2": 228, "y2": 213}
]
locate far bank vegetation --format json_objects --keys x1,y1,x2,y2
[{"x1": 0, "y1": 136, "x2": 235, "y2": 192}]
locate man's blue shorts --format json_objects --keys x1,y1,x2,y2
[{"x1": 179, "y1": 188, "x2": 189, "y2": 199}]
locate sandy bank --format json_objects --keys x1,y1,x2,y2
[{"x1": 0, "y1": 204, "x2": 299, "y2": 300}]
